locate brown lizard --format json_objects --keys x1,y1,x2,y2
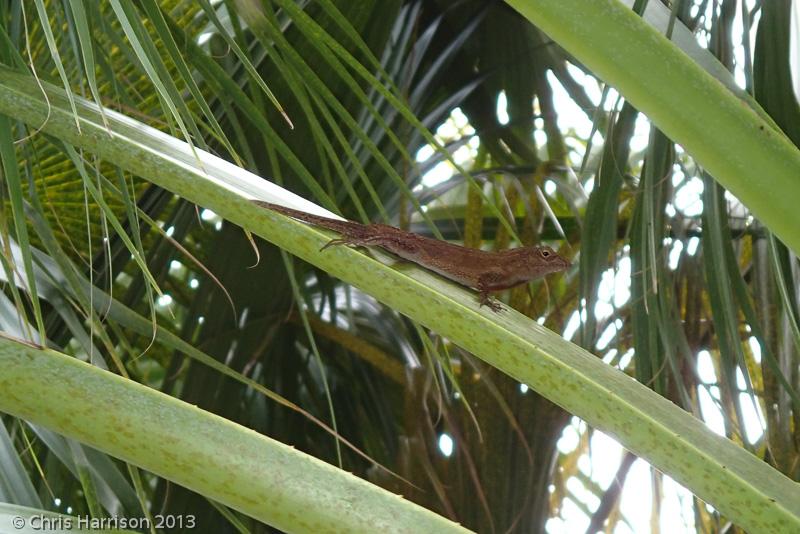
[{"x1": 253, "y1": 200, "x2": 570, "y2": 311}]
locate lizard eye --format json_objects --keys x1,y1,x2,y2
[{"x1": 541, "y1": 249, "x2": 551, "y2": 258}]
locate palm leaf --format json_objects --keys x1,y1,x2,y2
[{"x1": 1, "y1": 65, "x2": 798, "y2": 531}]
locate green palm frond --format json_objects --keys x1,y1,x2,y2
[{"x1": 1, "y1": 1, "x2": 799, "y2": 532}]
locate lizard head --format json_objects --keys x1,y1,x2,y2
[{"x1": 526, "y1": 246, "x2": 571, "y2": 278}]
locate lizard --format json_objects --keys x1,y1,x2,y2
[{"x1": 252, "y1": 200, "x2": 570, "y2": 311}]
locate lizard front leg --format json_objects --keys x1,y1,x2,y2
[
  {"x1": 478, "y1": 290, "x2": 503, "y2": 312},
  {"x1": 477, "y1": 272, "x2": 506, "y2": 312}
]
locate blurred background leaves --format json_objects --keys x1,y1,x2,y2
[{"x1": 0, "y1": 0, "x2": 798, "y2": 532}]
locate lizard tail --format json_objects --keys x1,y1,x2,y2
[{"x1": 251, "y1": 199, "x2": 367, "y2": 236}]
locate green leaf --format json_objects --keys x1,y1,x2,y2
[
  {"x1": 504, "y1": 0, "x2": 800, "y2": 257},
  {"x1": 1, "y1": 63, "x2": 798, "y2": 533},
  {"x1": 0, "y1": 336, "x2": 469, "y2": 533}
]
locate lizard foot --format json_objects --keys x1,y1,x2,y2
[{"x1": 479, "y1": 292, "x2": 503, "y2": 312}]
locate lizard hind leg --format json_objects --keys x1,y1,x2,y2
[
  {"x1": 319, "y1": 233, "x2": 377, "y2": 252},
  {"x1": 320, "y1": 237, "x2": 352, "y2": 251},
  {"x1": 319, "y1": 237, "x2": 362, "y2": 252},
  {"x1": 320, "y1": 232, "x2": 392, "y2": 252}
]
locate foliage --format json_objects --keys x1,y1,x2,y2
[{"x1": 0, "y1": 1, "x2": 798, "y2": 532}]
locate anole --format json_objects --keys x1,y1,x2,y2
[{"x1": 253, "y1": 200, "x2": 570, "y2": 311}]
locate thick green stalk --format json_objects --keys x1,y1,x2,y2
[
  {"x1": 0, "y1": 67, "x2": 798, "y2": 531},
  {"x1": 0, "y1": 337, "x2": 467, "y2": 533},
  {"x1": 504, "y1": 0, "x2": 800, "y2": 255}
]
